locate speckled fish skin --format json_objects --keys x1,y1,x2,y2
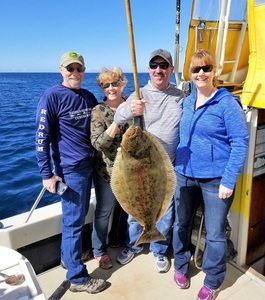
[{"x1": 110, "y1": 125, "x2": 176, "y2": 246}]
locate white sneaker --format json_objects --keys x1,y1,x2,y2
[{"x1": 155, "y1": 256, "x2": 170, "y2": 273}]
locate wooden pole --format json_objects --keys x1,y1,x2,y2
[{"x1": 124, "y1": 0, "x2": 140, "y2": 100}]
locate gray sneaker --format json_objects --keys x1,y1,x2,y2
[
  {"x1": 117, "y1": 246, "x2": 144, "y2": 265},
  {"x1": 69, "y1": 277, "x2": 106, "y2": 294},
  {"x1": 155, "y1": 256, "x2": 170, "y2": 273}
]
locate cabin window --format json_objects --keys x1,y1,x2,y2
[{"x1": 192, "y1": 0, "x2": 247, "y2": 21}]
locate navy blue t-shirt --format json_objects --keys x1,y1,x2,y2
[{"x1": 35, "y1": 83, "x2": 98, "y2": 179}]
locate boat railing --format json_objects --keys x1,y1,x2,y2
[{"x1": 0, "y1": 190, "x2": 96, "y2": 250}]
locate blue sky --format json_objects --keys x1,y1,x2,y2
[{"x1": 0, "y1": 0, "x2": 192, "y2": 73}]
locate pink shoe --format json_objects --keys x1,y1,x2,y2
[
  {"x1": 174, "y1": 271, "x2": 190, "y2": 289},
  {"x1": 197, "y1": 285, "x2": 221, "y2": 300},
  {"x1": 94, "y1": 254, "x2": 113, "y2": 269}
]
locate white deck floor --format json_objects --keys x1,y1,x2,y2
[{"x1": 38, "y1": 245, "x2": 265, "y2": 300}]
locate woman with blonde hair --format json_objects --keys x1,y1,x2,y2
[{"x1": 91, "y1": 67, "x2": 131, "y2": 269}]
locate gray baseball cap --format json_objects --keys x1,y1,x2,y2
[{"x1": 149, "y1": 49, "x2": 173, "y2": 66}]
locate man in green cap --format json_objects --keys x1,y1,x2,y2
[{"x1": 35, "y1": 51, "x2": 106, "y2": 294}]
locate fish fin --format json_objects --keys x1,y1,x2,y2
[{"x1": 135, "y1": 228, "x2": 166, "y2": 246}]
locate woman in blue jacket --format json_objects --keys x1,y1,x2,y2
[{"x1": 172, "y1": 49, "x2": 249, "y2": 300}]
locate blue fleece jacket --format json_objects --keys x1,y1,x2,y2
[{"x1": 175, "y1": 88, "x2": 249, "y2": 189}]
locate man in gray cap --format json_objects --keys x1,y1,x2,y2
[
  {"x1": 35, "y1": 51, "x2": 106, "y2": 294},
  {"x1": 149, "y1": 48, "x2": 173, "y2": 66},
  {"x1": 114, "y1": 49, "x2": 184, "y2": 273}
]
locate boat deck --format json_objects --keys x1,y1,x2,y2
[{"x1": 38, "y1": 245, "x2": 265, "y2": 300}]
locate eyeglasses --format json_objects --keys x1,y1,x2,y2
[
  {"x1": 64, "y1": 65, "x2": 85, "y2": 73},
  {"x1": 190, "y1": 65, "x2": 213, "y2": 74},
  {"x1": 149, "y1": 62, "x2": 170, "y2": 70},
  {"x1": 102, "y1": 81, "x2": 120, "y2": 89}
]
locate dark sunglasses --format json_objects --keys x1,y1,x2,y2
[
  {"x1": 190, "y1": 65, "x2": 213, "y2": 73},
  {"x1": 149, "y1": 62, "x2": 170, "y2": 70},
  {"x1": 102, "y1": 81, "x2": 120, "y2": 89},
  {"x1": 64, "y1": 65, "x2": 85, "y2": 73}
]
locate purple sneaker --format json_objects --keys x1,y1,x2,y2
[
  {"x1": 174, "y1": 271, "x2": 190, "y2": 289},
  {"x1": 197, "y1": 285, "x2": 220, "y2": 300}
]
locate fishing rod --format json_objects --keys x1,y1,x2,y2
[
  {"x1": 174, "y1": 0, "x2": 181, "y2": 85},
  {"x1": 24, "y1": 182, "x2": 68, "y2": 223},
  {"x1": 24, "y1": 187, "x2": 46, "y2": 223}
]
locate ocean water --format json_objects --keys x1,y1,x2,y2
[{"x1": 0, "y1": 72, "x2": 177, "y2": 220}]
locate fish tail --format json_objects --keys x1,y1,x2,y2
[{"x1": 135, "y1": 228, "x2": 166, "y2": 246}]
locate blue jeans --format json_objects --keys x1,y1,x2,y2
[
  {"x1": 92, "y1": 172, "x2": 116, "y2": 257},
  {"x1": 61, "y1": 166, "x2": 93, "y2": 284},
  {"x1": 173, "y1": 172, "x2": 234, "y2": 289},
  {"x1": 126, "y1": 198, "x2": 175, "y2": 257}
]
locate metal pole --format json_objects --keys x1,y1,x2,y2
[
  {"x1": 194, "y1": 214, "x2": 204, "y2": 269},
  {"x1": 24, "y1": 187, "x2": 46, "y2": 223}
]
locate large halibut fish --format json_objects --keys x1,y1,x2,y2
[{"x1": 110, "y1": 125, "x2": 176, "y2": 246}]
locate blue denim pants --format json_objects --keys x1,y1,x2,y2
[
  {"x1": 173, "y1": 172, "x2": 234, "y2": 289},
  {"x1": 92, "y1": 171, "x2": 116, "y2": 257},
  {"x1": 126, "y1": 198, "x2": 175, "y2": 257},
  {"x1": 61, "y1": 166, "x2": 93, "y2": 284}
]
